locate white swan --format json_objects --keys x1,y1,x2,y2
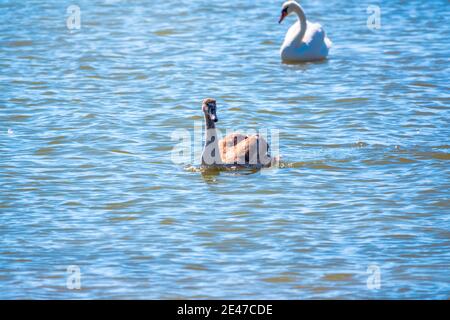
[{"x1": 278, "y1": 1, "x2": 332, "y2": 62}]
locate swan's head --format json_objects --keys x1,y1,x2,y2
[
  {"x1": 202, "y1": 98, "x2": 218, "y2": 123},
  {"x1": 279, "y1": 1, "x2": 296, "y2": 24}
]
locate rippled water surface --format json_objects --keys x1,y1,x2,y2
[{"x1": 1, "y1": 0, "x2": 449, "y2": 299}]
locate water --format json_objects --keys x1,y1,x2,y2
[{"x1": 0, "y1": 0, "x2": 449, "y2": 299}]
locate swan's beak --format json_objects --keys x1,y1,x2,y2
[{"x1": 278, "y1": 11, "x2": 287, "y2": 24}]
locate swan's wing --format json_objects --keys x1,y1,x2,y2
[
  {"x1": 222, "y1": 138, "x2": 247, "y2": 164},
  {"x1": 283, "y1": 21, "x2": 330, "y2": 47},
  {"x1": 220, "y1": 135, "x2": 270, "y2": 165},
  {"x1": 303, "y1": 21, "x2": 324, "y2": 45},
  {"x1": 220, "y1": 133, "x2": 247, "y2": 163},
  {"x1": 244, "y1": 135, "x2": 271, "y2": 164},
  {"x1": 304, "y1": 21, "x2": 331, "y2": 54},
  {"x1": 281, "y1": 20, "x2": 331, "y2": 61},
  {"x1": 324, "y1": 35, "x2": 332, "y2": 49},
  {"x1": 221, "y1": 133, "x2": 247, "y2": 148}
]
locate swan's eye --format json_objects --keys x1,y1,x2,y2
[{"x1": 282, "y1": 7, "x2": 288, "y2": 14}]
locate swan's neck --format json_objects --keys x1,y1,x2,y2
[
  {"x1": 292, "y1": 3, "x2": 307, "y2": 45},
  {"x1": 201, "y1": 114, "x2": 221, "y2": 165}
]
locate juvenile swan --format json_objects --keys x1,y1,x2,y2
[
  {"x1": 279, "y1": 1, "x2": 332, "y2": 62},
  {"x1": 200, "y1": 98, "x2": 273, "y2": 168}
]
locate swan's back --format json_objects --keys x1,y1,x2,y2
[
  {"x1": 304, "y1": 22, "x2": 331, "y2": 48},
  {"x1": 219, "y1": 134, "x2": 271, "y2": 166}
]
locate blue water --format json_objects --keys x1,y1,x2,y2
[{"x1": 0, "y1": 0, "x2": 449, "y2": 299}]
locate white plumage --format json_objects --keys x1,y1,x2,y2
[{"x1": 279, "y1": 1, "x2": 332, "y2": 62}]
